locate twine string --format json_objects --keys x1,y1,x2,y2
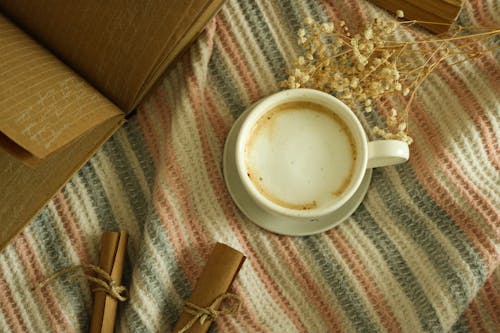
[
  {"x1": 178, "y1": 293, "x2": 241, "y2": 333},
  {"x1": 36, "y1": 264, "x2": 128, "y2": 301}
]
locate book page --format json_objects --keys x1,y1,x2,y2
[
  {"x1": 0, "y1": 14, "x2": 123, "y2": 161},
  {"x1": 0, "y1": 116, "x2": 124, "y2": 250},
  {"x1": 0, "y1": 0, "x2": 225, "y2": 113}
]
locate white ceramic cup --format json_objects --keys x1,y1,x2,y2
[{"x1": 231, "y1": 88, "x2": 409, "y2": 220}]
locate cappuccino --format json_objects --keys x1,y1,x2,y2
[{"x1": 244, "y1": 101, "x2": 356, "y2": 211}]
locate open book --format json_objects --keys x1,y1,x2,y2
[{"x1": 0, "y1": 0, "x2": 224, "y2": 250}]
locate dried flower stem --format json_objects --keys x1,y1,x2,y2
[{"x1": 281, "y1": 13, "x2": 500, "y2": 144}]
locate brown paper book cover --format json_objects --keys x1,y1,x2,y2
[
  {"x1": 368, "y1": 0, "x2": 463, "y2": 33},
  {"x1": 0, "y1": 0, "x2": 225, "y2": 251}
]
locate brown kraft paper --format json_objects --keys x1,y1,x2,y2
[
  {"x1": 0, "y1": 0, "x2": 225, "y2": 252},
  {"x1": 90, "y1": 231, "x2": 128, "y2": 333},
  {"x1": 173, "y1": 243, "x2": 246, "y2": 333}
]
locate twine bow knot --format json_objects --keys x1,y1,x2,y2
[
  {"x1": 36, "y1": 264, "x2": 128, "y2": 302},
  {"x1": 178, "y1": 293, "x2": 241, "y2": 333}
]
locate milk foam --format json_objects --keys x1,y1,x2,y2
[{"x1": 245, "y1": 102, "x2": 356, "y2": 211}]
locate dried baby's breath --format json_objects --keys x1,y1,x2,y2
[{"x1": 281, "y1": 14, "x2": 500, "y2": 144}]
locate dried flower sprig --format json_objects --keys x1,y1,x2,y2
[{"x1": 281, "y1": 13, "x2": 500, "y2": 144}]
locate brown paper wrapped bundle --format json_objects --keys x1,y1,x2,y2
[
  {"x1": 90, "y1": 231, "x2": 128, "y2": 333},
  {"x1": 36, "y1": 231, "x2": 128, "y2": 333},
  {"x1": 173, "y1": 243, "x2": 246, "y2": 333}
]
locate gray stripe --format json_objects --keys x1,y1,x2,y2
[
  {"x1": 123, "y1": 119, "x2": 156, "y2": 189},
  {"x1": 302, "y1": 235, "x2": 380, "y2": 333},
  {"x1": 395, "y1": 164, "x2": 489, "y2": 284},
  {"x1": 123, "y1": 305, "x2": 152, "y2": 333},
  {"x1": 275, "y1": 0, "x2": 310, "y2": 46},
  {"x1": 354, "y1": 204, "x2": 442, "y2": 332},
  {"x1": 276, "y1": 0, "x2": 386, "y2": 136},
  {"x1": 448, "y1": 314, "x2": 471, "y2": 333},
  {"x1": 209, "y1": 47, "x2": 247, "y2": 118},
  {"x1": 123, "y1": 213, "x2": 189, "y2": 332},
  {"x1": 31, "y1": 210, "x2": 90, "y2": 331},
  {"x1": 101, "y1": 128, "x2": 152, "y2": 228},
  {"x1": 305, "y1": 0, "x2": 330, "y2": 22},
  {"x1": 375, "y1": 165, "x2": 488, "y2": 310},
  {"x1": 236, "y1": 0, "x2": 288, "y2": 83},
  {"x1": 74, "y1": 162, "x2": 119, "y2": 231}
]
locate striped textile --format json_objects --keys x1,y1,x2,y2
[
  {"x1": 450, "y1": 266, "x2": 500, "y2": 333},
  {"x1": 1, "y1": 0, "x2": 499, "y2": 332}
]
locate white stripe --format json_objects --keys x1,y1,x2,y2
[
  {"x1": 123, "y1": 234, "x2": 184, "y2": 333},
  {"x1": 63, "y1": 178, "x2": 102, "y2": 261},
  {"x1": 384, "y1": 167, "x2": 479, "y2": 294},
  {"x1": 40, "y1": 202, "x2": 94, "y2": 328},
  {"x1": 222, "y1": 2, "x2": 278, "y2": 93},
  {"x1": 419, "y1": 73, "x2": 499, "y2": 195},
  {"x1": 365, "y1": 189, "x2": 458, "y2": 329},
  {"x1": 115, "y1": 129, "x2": 153, "y2": 203},
  {"x1": 145, "y1": 69, "x2": 304, "y2": 331},
  {"x1": 90, "y1": 151, "x2": 142, "y2": 254},
  {"x1": 0, "y1": 310, "x2": 9, "y2": 332},
  {"x1": 0, "y1": 247, "x2": 46, "y2": 332},
  {"x1": 321, "y1": 231, "x2": 390, "y2": 331},
  {"x1": 254, "y1": 0, "x2": 301, "y2": 69},
  {"x1": 292, "y1": 238, "x2": 357, "y2": 332},
  {"x1": 344, "y1": 222, "x2": 423, "y2": 332},
  {"x1": 170, "y1": 64, "x2": 324, "y2": 330}
]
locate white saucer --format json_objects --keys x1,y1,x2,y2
[{"x1": 222, "y1": 110, "x2": 373, "y2": 236}]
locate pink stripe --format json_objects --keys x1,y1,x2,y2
[
  {"x1": 377, "y1": 100, "x2": 499, "y2": 269},
  {"x1": 216, "y1": 15, "x2": 261, "y2": 102},
  {"x1": 273, "y1": 235, "x2": 346, "y2": 332},
  {"x1": 409, "y1": 101, "x2": 499, "y2": 270},
  {"x1": 479, "y1": 275, "x2": 500, "y2": 329},
  {"x1": 464, "y1": 300, "x2": 488, "y2": 333},
  {"x1": 321, "y1": 1, "x2": 344, "y2": 23},
  {"x1": 53, "y1": 193, "x2": 91, "y2": 263},
  {"x1": 140, "y1": 88, "x2": 254, "y2": 332},
  {"x1": 410, "y1": 91, "x2": 499, "y2": 235},
  {"x1": 12, "y1": 234, "x2": 72, "y2": 332},
  {"x1": 203, "y1": 90, "x2": 321, "y2": 332},
  {"x1": 183, "y1": 56, "x2": 308, "y2": 331},
  {"x1": 222, "y1": 281, "x2": 267, "y2": 333},
  {"x1": 183, "y1": 60, "x2": 276, "y2": 333},
  {"x1": 341, "y1": 0, "x2": 368, "y2": 23},
  {"x1": 467, "y1": 43, "x2": 500, "y2": 95},
  {"x1": 137, "y1": 95, "x2": 202, "y2": 283},
  {"x1": 155, "y1": 188, "x2": 198, "y2": 280},
  {"x1": 437, "y1": 63, "x2": 500, "y2": 171},
  {"x1": 322, "y1": 0, "x2": 367, "y2": 27},
  {"x1": 205, "y1": 90, "x2": 232, "y2": 146},
  {"x1": 0, "y1": 269, "x2": 29, "y2": 332},
  {"x1": 375, "y1": 93, "x2": 499, "y2": 257},
  {"x1": 138, "y1": 95, "x2": 219, "y2": 333},
  {"x1": 469, "y1": 0, "x2": 497, "y2": 26},
  {"x1": 395, "y1": 16, "x2": 500, "y2": 170},
  {"x1": 151, "y1": 82, "x2": 211, "y2": 261},
  {"x1": 385, "y1": 84, "x2": 499, "y2": 241},
  {"x1": 203, "y1": 96, "x2": 306, "y2": 332},
  {"x1": 331, "y1": 230, "x2": 401, "y2": 332}
]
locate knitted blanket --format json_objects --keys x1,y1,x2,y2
[{"x1": 1, "y1": 0, "x2": 498, "y2": 332}]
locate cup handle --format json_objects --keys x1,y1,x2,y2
[{"x1": 367, "y1": 140, "x2": 409, "y2": 168}]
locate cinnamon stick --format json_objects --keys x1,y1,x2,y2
[
  {"x1": 173, "y1": 243, "x2": 246, "y2": 333},
  {"x1": 89, "y1": 231, "x2": 128, "y2": 333}
]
